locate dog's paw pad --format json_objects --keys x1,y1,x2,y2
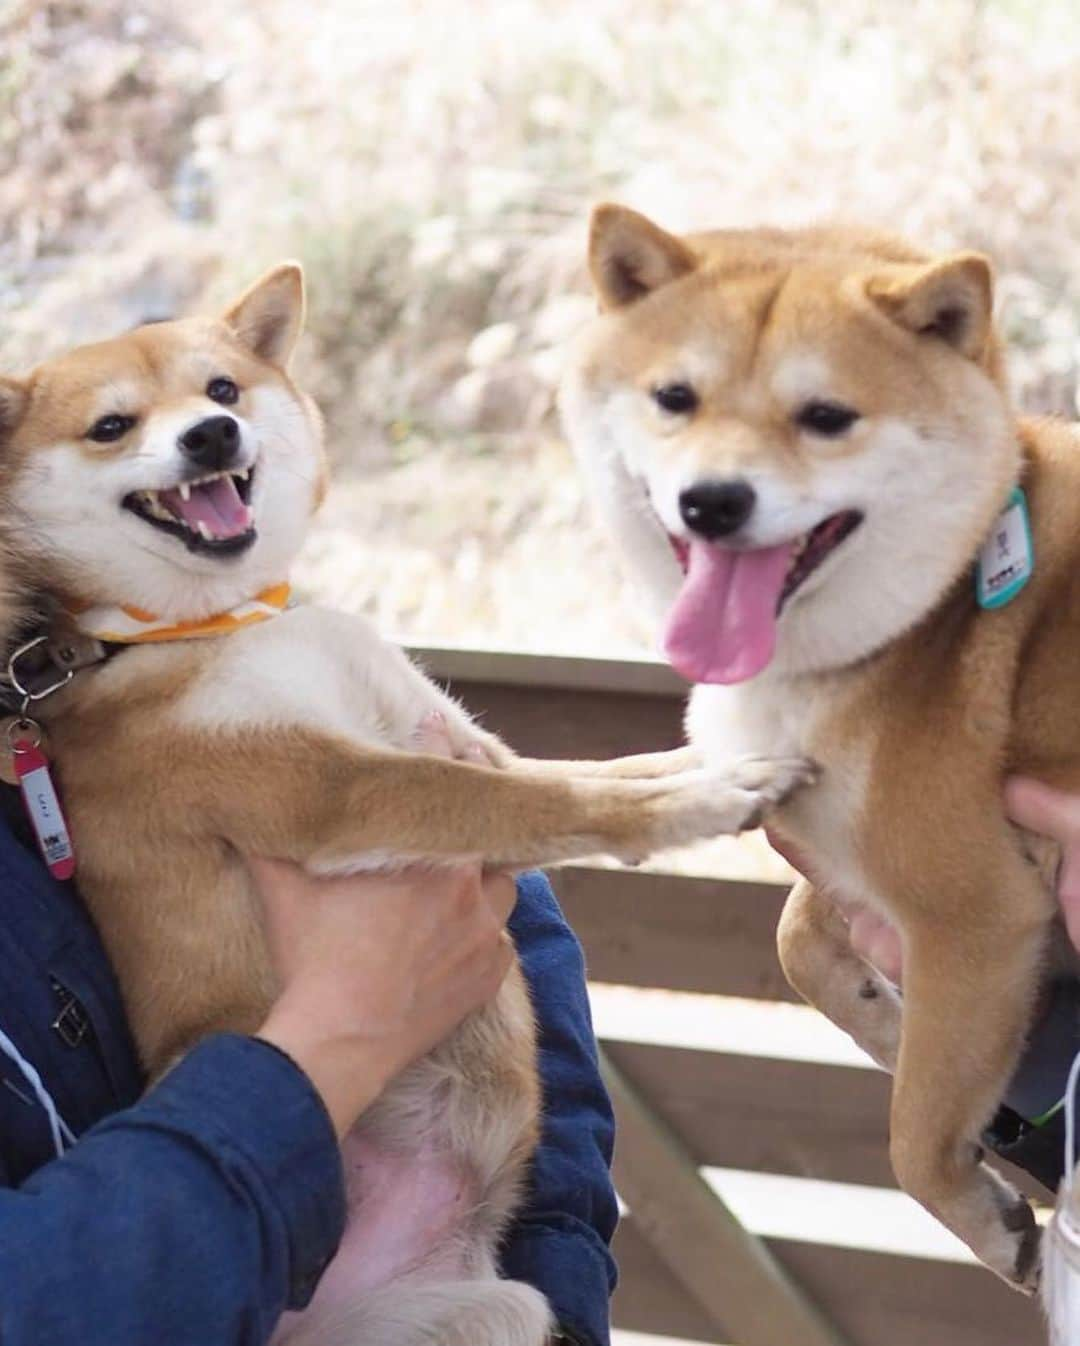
[
  {"x1": 726, "y1": 755, "x2": 819, "y2": 806},
  {"x1": 1014, "y1": 1223, "x2": 1042, "y2": 1294},
  {"x1": 992, "y1": 1197, "x2": 1041, "y2": 1293}
]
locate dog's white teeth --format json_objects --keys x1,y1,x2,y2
[
  {"x1": 140, "y1": 491, "x2": 172, "y2": 522},
  {"x1": 179, "y1": 482, "x2": 191, "y2": 501},
  {"x1": 196, "y1": 522, "x2": 212, "y2": 540},
  {"x1": 236, "y1": 468, "x2": 250, "y2": 482}
]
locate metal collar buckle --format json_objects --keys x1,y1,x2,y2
[
  {"x1": 4, "y1": 626, "x2": 108, "y2": 713},
  {"x1": 5, "y1": 635, "x2": 75, "y2": 717}
]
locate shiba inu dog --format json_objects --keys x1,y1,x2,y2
[
  {"x1": 0, "y1": 265, "x2": 811, "y2": 1346},
  {"x1": 561, "y1": 203, "x2": 1080, "y2": 1293}
]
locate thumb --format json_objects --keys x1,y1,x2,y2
[
  {"x1": 1058, "y1": 850, "x2": 1080, "y2": 953},
  {"x1": 1004, "y1": 777, "x2": 1080, "y2": 845},
  {"x1": 1005, "y1": 778, "x2": 1080, "y2": 953}
]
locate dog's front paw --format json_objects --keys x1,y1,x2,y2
[
  {"x1": 640, "y1": 756, "x2": 818, "y2": 853},
  {"x1": 721, "y1": 754, "x2": 820, "y2": 827}
]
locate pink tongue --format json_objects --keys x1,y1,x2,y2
[
  {"x1": 663, "y1": 538, "x2": 794, "y2": 684},
  {"x1": 160, "y1": 476, "x2": 251, "y2": 540}
]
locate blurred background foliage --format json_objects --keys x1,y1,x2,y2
[{"x1": 2, "y1": 0, "x2": 1078, "y2": 651}]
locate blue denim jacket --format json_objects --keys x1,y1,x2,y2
[{"x1": 0, "y1": 805, "x2": 617, "y2": 1346}]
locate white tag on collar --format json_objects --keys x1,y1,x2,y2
[{"x1": 976, "y1": 486, "x2": 1034, "y2": 610}]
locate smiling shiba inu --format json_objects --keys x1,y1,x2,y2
[
  {"x1": 562, "y1": 203, "x2": 1080, "y2": 1292},
  {"x1": 0, "y1": 264, "x2": 811, "y2": 1346}
]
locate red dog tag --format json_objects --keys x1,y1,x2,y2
[{"x1": 13, "y1": 736, "x2": 75, "y2": 880}]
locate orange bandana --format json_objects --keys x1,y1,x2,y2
[{"x1": 68, "y1": 583, "x2": 291, "y2": 644}]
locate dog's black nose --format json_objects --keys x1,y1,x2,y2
[
  {"x1": 179, "y1": 415, "x2": 241, "y2": 472},
  {"x1": 678, "y1": 479, "x2": 757, "y2": 539}
]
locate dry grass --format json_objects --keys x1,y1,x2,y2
[{"x1": 3, "y1": 0, "x2": 1080, "y2": 658}]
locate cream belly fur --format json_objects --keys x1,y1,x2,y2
[
  {"x1": 0, "y1": 264, "x2": 812, "y2": 1346},
  {"x1": 561, "y1": 204, "x2": 1080, "y2": 1294}
]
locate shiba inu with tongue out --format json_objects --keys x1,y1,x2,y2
[
  {"x1": 0, "y1": 263, "x2": 812, "y2": 1346},
  {"x1": 562, "y1": 203, "x2": 1080, "y2": 1293}
]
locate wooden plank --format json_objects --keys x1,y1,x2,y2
[
  {"x1": 408, "y1": 642, "x2": 687, "y2": 761},
  {"x1": 612, "y1": 1219, "x2": 1042, "y2": 1346},
  {"x1": 602, "y1": 1044, "x2": 1050, "y2": 1201},
  {"x1": 557, "y1": 866, "x2": 798, "y2": 1001},
  {"x1": 406, "y1": 642, "x2": 688, "y2": 698},
  {"x1": 612, "y1": 1217, "x2": 720, "y2": 1342},
  {"x1": 429, "y1": 676, "x2": 687, "y2": 761},
  {"x1": 603, "y1": 1050, "x2": 852, "y2": 1346},
  {"x1": 603, "y1": 1041, "x2": 895, "y2": 1189}
]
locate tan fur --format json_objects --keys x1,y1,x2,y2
[
  {"x1": 39, "y1": 647, "x2": 795, "y2": 1067},
  {"x1": 563, "y1": 204, "x2": 1080, "y2": 1292},
  {"x1": 0, "y1": 269, "x2": 811, "y2": 1346}
]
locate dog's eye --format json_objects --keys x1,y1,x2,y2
[
  {"x1": 652, "y1": 383, "x2": 699, "y2": 415},
  {"x1": 795, "y1": 400, "x2": 860, "y2": 437},
  {"x1": 86, "y1": 414, "x2": 136, "y2": 443},
  {"x1": 206, "y1": 377, "x2": 239, "y2": 406}
]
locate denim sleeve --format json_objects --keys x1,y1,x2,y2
[
  {"x1": 503, "y1": 871, "x2": 619, "y2": 1346},
  {"x1": 0, "y1": 1033, "x2": 346, "y2": 1346}
]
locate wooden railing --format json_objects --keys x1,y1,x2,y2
[{"x1": 409, "y1": 643, "x2": 1044, "y2": 1346}]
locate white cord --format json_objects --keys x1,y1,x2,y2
[
  {"x1": 0, "y1": 1024, "x2": 76, "y2": 1158},
  {"x1": 1047, "y1": 1050, "x2": 1080, "y2": 1344},
  {"x1": 1066, "y1": 1049, "x2": 1080, "y2": 1192}
]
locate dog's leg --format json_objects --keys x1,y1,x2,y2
[
  {"x1": 512, "y1": 744, "x2": 702, "y2": 780},
  {"x1": 183, "y1": 734, "x2": 815, "y2": 869},
  {"x1": 777, "y1": 879, "x2": 901, "y2": 1072},
  {"x1": 887, "y1": 857, "x2": 1051, "y2": 1293}
]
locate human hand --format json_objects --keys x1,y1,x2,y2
[
  {"x1": 250, "y1": 711, "x2": 514, "y2": 1137},
  {"x1": 1004, "y1": 777, "x2": 1080, "y2": 950},
  {"x1": 767, "y1": 828, "x2": 903, "y2": 985},
  {"x1": 252, "y1": 857, "x2": 516, "y2": 1138},
  {"x1": 770, "y1": 777, "x2": 1080, "y2": 990}
]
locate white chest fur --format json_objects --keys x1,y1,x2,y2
[
  {"x1": 172, "y1": 606, "x2": 468, "y2": 752},
  {"x1": 687, "y1": 677, "x2": 815, "y2": 760},
  {"x1": 688, "y1": 675, "x2": 885, "y2": 914}
]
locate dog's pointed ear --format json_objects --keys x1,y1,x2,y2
[
  {"x1": 0, "y1": 377, "x2": 28, "y2": 441},
  {"x1": 588, "y1": 204, "x2": 697, "y2": 311},
  {"x1": 866, "y1": 252, "x2": 994, "y2": 360},
  {"x1": 223, "y1": 262, "x2": 305, "y2": 367}
]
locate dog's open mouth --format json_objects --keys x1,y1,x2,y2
[
  {"x1": 776, "y1": 510, "x2": 863, "y2": 613},
  {"x1": 661, "y1": 509, "x2": 863, "y2": 686},
  {"x1": 123, "y1": 467, "x2": 257, "y2": 556}
]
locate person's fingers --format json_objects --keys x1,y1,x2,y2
[
  {"x1": 249, "y1": 855, "x2": 398, "y2": 911},
  {"x1": 491, "y1": 934, "x2": 514, "y2": 981},
  {"x1": 765, "y1": 826, "x2": 821, "y2": 885},
  {"x1": 1004, "y1": 777, "x2": 1080, "y2": 844},
  {"x1": 765, "y1": 826, "x2": 799, "y2": 867},
  {"x1": 1057, "y1": 852, "x2": 1080, "y2": 952},
  {"x1": 245, "y1": 854, "x2": 293, "y2": 888},
  {"x1": 472, "y1": 930, "x2": 515, "y2": 988},
  {"x1": 1003, "y1": 777, "x2": 1080, "y2": 954},
  {"x1": 849, "y1": 909, "x2": 903, "y2": 986},
  {"x1": 480, "y1": 870, "x2": 518, "y2": 927},
  {"x1": 245, "y1": 856, "x2": 312, "y2": 934},
  {"x1": 443, "y1": 943, "x2": 513, "y2": 1022}
]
